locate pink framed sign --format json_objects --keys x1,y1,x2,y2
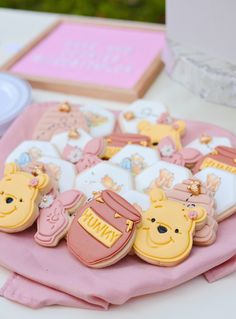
[{"x1": 2, "y1": 19, "x2": 165, "y2": 102}]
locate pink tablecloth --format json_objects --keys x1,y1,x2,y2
[{"x1": 0, "y1": 103, "x2": 236, "y2": 309}]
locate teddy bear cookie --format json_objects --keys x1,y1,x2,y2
[
  {"x1": 0, "y1": 163, "x2": 51, "y2": 233},
  {"x1": 35, "y1": 189, "x2": 86, "y2": 247},
  {"x1": 119, "y1": 99, "x2": 167, "y2": 134},
  {"x1": 67, "y1": 190, "x2": 141, "y2": 268},
  {"x1": 32, "y1": 102, "x2": 89, "y2": 141},
  {"x1": 166, "y1": 179, "x2": 217, "y2": 246},
  {"x1": 193, "y1": 146, "x2": 236, "y2": 174},
  {"x1": 137, "y1": 119, "x2": 186, "y2": 150},
  {"x1": 133, "y1": 188, "x2": 207, "y2": 266}
]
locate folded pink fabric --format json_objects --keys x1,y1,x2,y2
[{"x1": 0, "y1": 103, "x2": 236, "y2": 309}]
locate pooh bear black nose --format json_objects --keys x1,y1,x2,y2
[{"x1": 157, "y1": 225, "x2": 167, "y2": 233}]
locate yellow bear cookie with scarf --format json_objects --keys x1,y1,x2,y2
[
  {"x1": 0, "y1": 163, "x2": 51, "y2": 233},
  {"x1": 133, "y1": 188, "x2": 207, "y2": 266}
]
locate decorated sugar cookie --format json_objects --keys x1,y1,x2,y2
[
  {"x1": 135, "y1": 161, "x2": 192, "y2": 194},
  {"x1": 109, "y1": 144, "x2": 160, "y2": 175},
  {"x1": 37, "y1": 157, "x2": 76, "y2": 192},
  {"x1": 35, "y1": 190, "x2": 86, "y2": 247},
  {"x1": 84, "y1": 133, "x2": 151, "y2": 160},
  {"x1": 67, "y1": 190, "x2": 141, "y2": 268},
  {"x1": 137, "y1": 119, "x2": 186, "y2": 149},
  {"x1": 166, "y1": 179, "x2": 217, "y2": 246},
  {"x1": 33, "y1": 102, "x2": 89, "y2": 140},
  {"x1": 194, "y1": 167, "x2": 236, "y2": 221},
  {"x1": 119, "y1": 99, "x2": 167, "y2": 134},
  {"x1": 80, "y1": 105, "x2": 115, "y2": 137},
  {"x1": 158, "y1": 137, "x2": 202, "y2": 169},
  {"x1": 119, "y1": 190, "x2": 151, "y2": 213},
  {"x1": 193, "y1": 146, "x2": 236, "y2": 174},
  {"x1": 133, "y1": 188, "x2": 207, "y2": 266},
  {"x1": 6, "y1": 141, "x2": 59, "y2": 167},
  {"x1": 0, "y1": 163, "x2": 51, "y2": 233},
  {"x1": 186, "y1": 135, "x2": 232, "y2": 156},
  {"x1": 75, "y1": 162, "x2": 133, "y2": 198},
  {"x1": 50, "y1": 128, "x2": 92, "y2": 155}
]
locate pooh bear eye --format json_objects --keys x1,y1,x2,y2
[
  {"x1": 19, "y1": 198, "x2": 23, "y2": 203},
  {"x1": 6, "y1": 197, "x2": 14, "y2": 204},
  {"x1": 151, "y1": 218, "x2": 156, "y2": 223},
  {"x1": 0, "y1": 191, "x2": 4, "y2": 195},
  {"x1": 175, "y1": 228, "x2": 179, "y2": 233},
  {"x1": 187, "y1": 203, "x2": 196, "y2": 208}
]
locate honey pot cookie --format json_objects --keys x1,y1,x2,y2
[
  {"x1": 133, "y1": 188, "x2": 207, "y2": 266},
  {"x1": 0, "y1": 163, "x2": 51, "y2": 233},
  {"x1": 67, "y1": 190, "x2": 141, "y2": 268}
]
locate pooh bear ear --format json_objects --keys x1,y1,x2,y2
[
  {"x1": 150, "y1": 188, "x2": 166, "y2": 207},
  {"x1": 4, "y1": 162, "x2": 19, "y2": 176},
  {"x1": 187, "y1": 206, "x2": 207, "y2": 226},
  {"x1": 34, "y1": 172, "x2": 50, "y2": 191},
  {"x1": 173, "y1": 120, "x2": 186, "y2": 136},
  {"x1": 137, "y1": 120, "x2": 151, "y2": 132}
]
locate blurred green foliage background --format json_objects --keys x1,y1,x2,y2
[{"x1": 0, "y1": 0, "x2": 165, "y2": 23}]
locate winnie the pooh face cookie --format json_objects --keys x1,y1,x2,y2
[
  {"x1": 0, "y1": 163, "x2": 50, "y2": 233},
  {"x1": 137, "y1": 120, "x2": 186, "y2": 150},
  {"x1": 133, "y1": 188, "x2": 207, "y2": 266}
]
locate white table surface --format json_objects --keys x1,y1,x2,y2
[{"x1": 0, "y1": 8, "x2": 236, "y2": 318}]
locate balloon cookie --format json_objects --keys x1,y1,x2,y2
[
  {"x1": 35, "y1": 189, "x2": 86, "y2": 247},
  {"x1": 67, "y1": 190, "x2": 141, "y2": 268},
  {"x1": 133, "y1": 188, "x2": 207, "y2": 266},
  {"x1": 0, "y1": 163, "x2": 51, "y2": 233},
  {"x1": 166, "y1": 179, "x2": 217, "y2": 246},
  {"x1": 193, "y1": 146, "x2": 236, "y2": 174},
  {"x1": 80, "y1": 105, "x2": 115, "y2": 137},
  {"x1": 157, "y1": 137, "x2": 202, "y2": 169},
  {"x1": 119, "y1": 99, "x2": 167, "y2": 134},
  {"x1": 6, "y1": 140, "x2": 59, "y2": 167},
  {"x1": 32, "y1": 102, "x2": 88, "y2": 140},
  {"x1": 84, "y1": 133, "x2": 151, "y2": 160},
  {"x1": 186, "y1": 135, "x2": 232, "y2": 156},
  {"x1": 137, "y1": 119, "x2": 186, "y2": 150}
]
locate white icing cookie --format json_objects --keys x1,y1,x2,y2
[
  {"x1": 38, "y1": 157, "x2": 76, "y2": 192},
  {"x1": 119, "y1": 190, "x2": 151, "y2": 213},
  {"x1": 186, "y1": 136, "x2": 232, "y2": 155},
  {"x1": 109, "y1": 144, "x2": 160, "y2": 175},
  {"x1": 75, "y1": 162, "x2": 133, "y2": 198},
  {"x1": 119, "y1": 99, "x2": 167, "y2": 134},
  {"x1": 194, "y1": 167, "x2": 236, "y2": 221},
  {"x1": 6, "y1": 140, "x2": 59, "y2": 167},
  {"x1": 50, "y1": 129, "x2": 92, "y2": 155},
  {"x1": 80, "y1": 105, "x2": 115, "y2": 137},
  {"x1": 135, "y1": 161, "x2": 192, "y2": 193}
]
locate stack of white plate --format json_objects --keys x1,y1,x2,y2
[{"x1": 0, "y1": 73, "x2": 31, "y2": 136}]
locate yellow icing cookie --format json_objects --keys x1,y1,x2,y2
[
  {"x1": 137, "y1": 120, "x2": 186, "y2": 150},
  {"x1": 133, "y1": 188, "x2": 207, "y2": 266},
  {"x1": 0, "y1": 163, "x2": 51, "y2": 233}
]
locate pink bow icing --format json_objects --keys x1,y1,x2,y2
[
  {"x1": 157, "y1": 137, "x2": 202, "y2": 167},
  {"x1": 29, "y1": 177, "x2": 39, "y2": 187},
  {"x1": 188, "y1": 210, "x2": 198, "y2": 220}
]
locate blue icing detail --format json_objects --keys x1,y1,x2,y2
[
  {"x1": 15, "y1": 152, "x2": 32, "y2": 167},
  {"x1": 121, "y1": 158, "x2": 132, "y2": 170}
]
